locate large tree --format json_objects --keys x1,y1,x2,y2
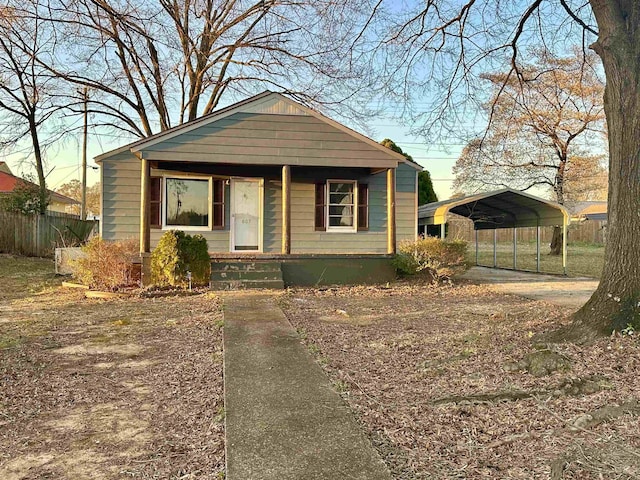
[
  {"x1": 452, "y1": 49, "x2": 606, "y2": 254},
  {"x1": 0, "y1": 2, "x2": 65, "y2": 213},
  {"x1": 31, "y1": 0, "x2": 375, "y2": 138},
  {"x1": 56, "y1": 179, "x2": 101, "y2": 217},
  {"x1": 366, "y1": 1, "x2": 640, "y2": 341},
  {"x1": 380, "y1": 138, "x2": 438, "y2": 204}
]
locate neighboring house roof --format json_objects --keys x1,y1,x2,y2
[
  {"x1": 418, "y1": 188, "x2": 570, "y2": 229},
  {"x1": 0, "y1": 161, "x2": 12, "y2": 175},
  {"x1": 95, "y1": 91, "x2": 421, "y2": 171},
  {"x1": 567, "y1": 201, "x2": 608, "y2": 221},
  {"x1": 0, "y1": 171, "x2": 79, "y2": 205}
]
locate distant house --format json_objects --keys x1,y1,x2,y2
[
  {"x1": 568, "y1": 201, "x2": 608, "y2": 222},
  {"x1": 0, "y1": 162, "x2": 79, "y2": 214},
  {"x1": 96, "y1": 91, "x2": 421, "y2": 285}
]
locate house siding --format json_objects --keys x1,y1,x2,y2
[
  {"x1": 101, "y1": 155, "x2": 417, "y2": 254},
  {"x1": 140, "y1": 113, "x2": 399, "y2": 169}
]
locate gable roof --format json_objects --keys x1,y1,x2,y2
[
  {"x1": 96, "y1": 91, "x2": 421, "y2": 170},
  {"x1": 0, "y1": 161, "x2": 12, "y2": 175},
  {"x1": 0, "y1": 171, "x2": 79, "y2": 205}
]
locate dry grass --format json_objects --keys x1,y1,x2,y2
[
  {"x1": 281, "y1": 283, "x2": 640, "y2": 479},
  {"x1": 0, "y1": 254, "x2": 225, "y2": 479},
  {"x1": 472, "y1": 242, "x2": 604, "y2": 278}
]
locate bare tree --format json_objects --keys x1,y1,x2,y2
[
  {"x1": 0, "y1": 1, "x2": 66, "y2": 213},
  {"x1": 452, "y1": 48, "x2": 606, "y2": 254},
  {"x1": 56, "y1": 179, "x2": 101, "y2": 216},
  {"x1": 364, "y1": 0, "x2": 640, "y2": 341},
  {"x1": 34, "y1": 0, "x2": 376, "y2": 138}
]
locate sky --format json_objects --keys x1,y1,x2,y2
[{"x1": 2, "y1": 112, "x2": 460, "y2": 202}]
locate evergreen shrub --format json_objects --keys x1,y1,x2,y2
[{"x1": 151, "y1": 230, "x2": 210, "y2": 286}]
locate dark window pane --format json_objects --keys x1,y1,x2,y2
[
  {"x1": 327, "y1": 181, "x2": 354, "y2": 227},
  {"x1": 329, "y1": 215, "x2": 354, "y2": 227},
  {"x1": 166, "y1": 178, "x2": 209, "y2": 227}
]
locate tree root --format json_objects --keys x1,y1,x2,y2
[{"x1": 431, "y1": 375, "x2": 609, "y2": 406}]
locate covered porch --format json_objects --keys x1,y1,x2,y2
[{"x1": 137, "y1": 161, "x2": 399, "y2": 256}]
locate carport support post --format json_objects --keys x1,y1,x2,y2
[
  {"x1": 562, "y1": 221, "x2": 567, "y2": 275},
  {"x1": 536, "y1": 224, "x2": 541, "y2": 273},
  {"x1": 475, "y1": 230, "x2": 478, "y2": 265},
  {"x1": 493, "y1": 229, "x2": 497, "y2": 267},
  {"x1": 512, "y1": 227, "x2": 517, "y2": 270},
  {"x1": 440, "y1": 222, "x2": 445, "y2": 239}
]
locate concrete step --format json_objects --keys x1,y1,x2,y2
[
  {"x1": 210, "y1": 279, "x2": 285, "y2": 290},
  {"x1": 212, "y1": 261, "x2": 283, "y2": 272},
  {"x1": 211, "y1": 270, "x2": 283, "y2": 281}
]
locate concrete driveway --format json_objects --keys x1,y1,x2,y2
[{"x1": 461, "y1": 267, "x2": 599, "y2": 309}]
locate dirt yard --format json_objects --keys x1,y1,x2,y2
[
  {"x1": 0, "y1": 255, "x2": 225, "y2": 479},
  {"x1": 281, "y1": 283, "x2": 640, "y2": 479}
]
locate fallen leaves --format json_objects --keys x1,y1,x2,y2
[
  {"x1": 0, "y1": 256, "x2": 225, "y2": 479},
  {"x1": 281, "y1": 283, "x2": 640, "y2": 479}
]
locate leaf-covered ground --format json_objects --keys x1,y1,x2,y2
[
  {"x1": 281, "y1": 283, "x2": 640, "y2": 479},
  {"x1": 0, "y1": 255, "x2": 225, "y2": 479}
]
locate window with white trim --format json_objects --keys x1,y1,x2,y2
[
  {"x1": 327, "y1": 180, "x2": 356, "y2": 231},
  {"x1": 165, "y1": 177, "x2": 211, "y2": 229}
]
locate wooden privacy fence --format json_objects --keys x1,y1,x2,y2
[
  {"x1": 447, "y1": 216, "x2": 607, "y2": 245},
  {"x1": 0, "y1": 209, "x2": 97, "y2": 257}
]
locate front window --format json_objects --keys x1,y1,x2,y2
[
  {"x1": 327, "y1": 181, "x2": 356, "y2": 230},
  {"x1": 165, "y1": 177, "x2": 210, "y2": 228}
]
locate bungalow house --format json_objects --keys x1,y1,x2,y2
[
  {"x1": 96, "y1": 92, "x2": 421, "y2": 286},
  {"x1": 0, "y1": 162, "x2": 79, "y2": 214}
]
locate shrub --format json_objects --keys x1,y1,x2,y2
[
  {"x1": 151, "y1": 230, "x2": 211, "y2": 287},
  {"x1": 394, "y1": 237, "x2": 469, "y2": 283},
  {"x1": 72, "y1": 237, "x2": 138, "y2": 290}
]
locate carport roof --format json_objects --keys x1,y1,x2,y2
[{"x1": 418, "y1": 188, "x2": 569, "y2": 230}]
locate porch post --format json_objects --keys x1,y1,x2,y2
[
  {"x1": 387, "y1": 168, "x2": 396, "y2": 254},
  {"x1": 282, "y1": 165, "x2": 291, "y2": 254},
  {"x1": 139, "y1": 156, "x2": 150, "y2": 254}
]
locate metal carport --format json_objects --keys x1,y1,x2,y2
[{"x1": 418, "y1": 188, "x2": 571, "y2": 274}]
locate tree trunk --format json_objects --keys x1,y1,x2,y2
[
  {"x1": 29, "y1": 116, "x2": 48, "y2": 215},
  {"x1": 549, "y1": 226, "x2": 563, "y2": 256},
  {"x1": 560, "y1": 1, "x2": 640, "y2": 342}
]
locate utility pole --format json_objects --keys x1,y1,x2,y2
[{"x1": 80, "y1": 87, "x2": 88, "y2": 220}]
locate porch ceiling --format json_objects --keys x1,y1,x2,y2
[
  {"x1": 139, "y1": 150, "x2": 399, "y2": 169},
  {"x1": 151, "y1": 161, "x2": 388, "y2": 176}
]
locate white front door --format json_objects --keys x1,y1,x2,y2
[{"x1": 230, "y1": 178, "x2": 263, "y2": 252}]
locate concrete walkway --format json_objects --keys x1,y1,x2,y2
[
  {"x1": 461, "y1": 266, "x2": 599, "y2": 308},
  {"x1": 222, "y1": 292, "x2": 391, "y2": 480}
]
